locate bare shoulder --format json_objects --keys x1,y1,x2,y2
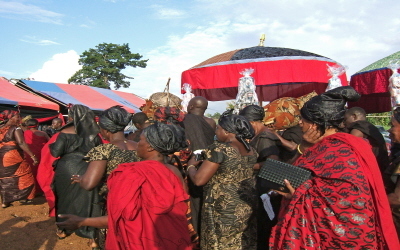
[
  {"x1": 350, "y1": 128, "x2": 365, "y2": 138},
  {"x1": 204, "y1": 116, "x2": 216, "y2": 130}
]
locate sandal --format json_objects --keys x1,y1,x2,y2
[
  {"x1": 56, "y1": 229, "x2": 68, "y2": 240},
  {"x1": 2, "y1": 203, "x2": 11, "y2": 208},
  {"x1": 88, "y1": 239, "x2": 100, "y2": 249},
  {"x1": 19, "y1": 199, "x2": 33, "y2": 204}
]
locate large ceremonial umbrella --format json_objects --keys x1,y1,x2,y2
[
  {"x1": 181, "y1": 46, "x2": 347, "y2": 101},
  {"x1": 349, "y1": 51, "x2": 400, "y2": 113}
]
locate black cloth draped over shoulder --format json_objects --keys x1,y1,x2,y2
[
  {"x1": 349, "y1": 120, "x2": 389, "y2": 173},
  {"x1": 183, "y1": 114, "x2": 215, "y2": 151}
]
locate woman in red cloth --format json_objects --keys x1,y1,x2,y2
[
  {"x1": 23, "y1": 118, "x2": 49, "y2": 194},
  {"x1": 57, "y1": 122, "x2": 192, "y2": 250},
  {"x1": 270, "y1": 86, "x2": 399, "y2": 249}
]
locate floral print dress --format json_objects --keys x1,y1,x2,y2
[{"x1": 201, "y1": 141, "x2": 258, "y2": 250}]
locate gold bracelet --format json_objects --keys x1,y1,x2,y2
[
  {"x1": 296, "y1": 144, "x2": 303, "y2": 155},
  {"x1": 187, "y1": 165, "x2": 196, "y2": 171}
]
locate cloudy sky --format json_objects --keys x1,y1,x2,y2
[{"x1": 1, "y1": 0, "x2": 399, "y2": 113}]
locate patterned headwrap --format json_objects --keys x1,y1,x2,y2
[
  {"x1": 0, "y1": 110, "x2": 19, "y2": 125},
  {"x1": 99, "y1": 106, "x2": 132, "y2": 133},
  {"x1": 143, "y1": 122, "x2": 188, "y2": 155},
  {"x1": 154, "y1": 107, "x2": 185, "y2": 126},
  {"x1": 218, "y1": 110, "x2": 254, "y2": 151},
  {"x1": 300, "y1": 86, "x2": 360, "y2": 132}
]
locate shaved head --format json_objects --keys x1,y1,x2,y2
[
  {"x1": 346, "y1": 107, "x2": 366, "y2": 119},
  {"x1": 343, "y1": 107, "x2": 367, "y2": 128},
  {"x1": 188, "y1": 96, "x2": 208, "y2": 115}
]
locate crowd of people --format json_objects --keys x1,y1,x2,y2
[{"x1": 0, "y1": 86, "x2": 400, "y2": 249}]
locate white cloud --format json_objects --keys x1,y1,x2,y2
[
  {"x1": 0, "y1": 69, "x2": 14, "y2": 76},
  {"x1": 123, "y1": 0, "x2": 400, "y2": 113},
  {"x1": 151, "y1": 4, "x2": 186, "y2": 19},
  {"x1": 26, "y1": 0, "x2": 400, "y2": 114},
  {"x1": 0, "y1": 1, "x2": 63, "y2": 24},
  {"x1": 79, "y1": 17, "x2": 96, "y2": 29},
  {"x1": 29, "y1": 50, "x2": 81, "y2": 83},
  {"x1": 20, "y1": 36, "x2": 61, "y2": 45}
]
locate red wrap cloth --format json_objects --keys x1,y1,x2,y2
[
  {"x1": 106, "y1": 160, "x2": 191, "y2": 250},
  {"x1": 24, "y1": 130, "x2": 49, "y2": 194},
  {"x1": 37, "y1": 133, "x2": 59, "y2": 217},
  {"x1": 270, "y1": 133, "x2": 399, "y2": 249}
]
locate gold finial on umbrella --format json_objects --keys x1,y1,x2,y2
[{"x1": 258, "y1": 34, "x2": 265, "y2": 46}]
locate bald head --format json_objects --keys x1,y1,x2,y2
[
  {"x1": 343, "y1": 107, "x2": 367, "y2": 128},
  {"x1": 188, "y1": 96, "x2": 208, "y2": 115}
]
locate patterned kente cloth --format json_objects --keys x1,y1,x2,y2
[
  {"x1": 270, "y1": 133, "x2": 399, "y2": 250},
  {"x1": 0, "y1": 125, "x2": 35, "y2": 204},
  {"x1": 201, "y1": 141, "x2": 258, "y2": 250}
]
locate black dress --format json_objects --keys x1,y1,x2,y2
[
  {"x1": 50, "y1": 133, "x2": 102, "y2": 239},
  {"x1": 250, "y1": 130, "x2": 281, "y2": 250}
]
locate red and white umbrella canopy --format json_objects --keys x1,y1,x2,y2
[{"x1": 181, "y1": 46, "x2": 347, "y2": 101}]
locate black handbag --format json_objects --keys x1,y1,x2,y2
[{"x1": 257, "y1": 158, "x2": 312, "y2": 193}]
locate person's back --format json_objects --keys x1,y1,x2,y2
[
  {"x1": 183, "y1": 96, "x2": 216, "y2": 234},
  {"x1": 183, "y1": 96, "x2": 215, "y2": 151}
]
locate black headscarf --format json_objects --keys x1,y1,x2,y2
[
  {"x1": 239, "y1": 105, "x2": 265, "y2": 121},
  {"x1": 61, "y1": 104, "x2": 100, "y2": 148},
  {"x1": 143, "y1": 122, "x2": 188, "y2": 155},
  {"x1": 99, "y1": 105, "x2": 132, "y2": 133},
  {"x1": 300, "y1": 86, "x2": 360, "y2": 132},
  {"x1": 218, "y1": 110, "x2": 254, "y2": 151}
]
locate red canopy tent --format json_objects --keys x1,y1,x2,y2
[
  {"x1": 181, "y1": 46, "x2": 347, "y2": 101},
  {"x1": 349, "y1": 51, "x2": 400, "y2": 113},
  {"x1": 17, "y1": 80, "x2": 143, "y2": 113},
  {"x1": 0, "y1": 77, "x2": 60, "y2": 121}
]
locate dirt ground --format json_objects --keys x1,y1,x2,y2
[{"x1": 0, "y1": 196, "x2": 90, "y2": 250}]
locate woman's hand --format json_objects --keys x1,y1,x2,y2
[
  {"x1": 31, "y1": 156, "x2": 39, "y2": 166},
  {"x1": 303, "y1": 125, "x2": 323, "y2": 145},
  {"x1": 273, "y1": 179, "x2": 296, "y2": 199},
  {"x1": 56, "y1": 214, "x2": 84, "y2": 231},
  {"x1": 187, "y1": 154, "x2": 202, "y2": 169},
  {"x1": 70, "y1": 175, "x2": 82, "y2": 184}
]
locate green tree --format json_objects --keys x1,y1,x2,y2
[
  {"x1": 206, "y1": 112, "x2": 221, "y2": 120},
  {"x1": 366, "y1": 112, "x2": 391, "y2": 129},
  {"x1": 68, "y1": 43, "x2": 148, "y2": 89}
]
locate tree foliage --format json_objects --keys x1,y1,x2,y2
[
  {"x1": 68, "y1": 43, "x2": 148, "y2": 89},
  {"x1": 366, "y1": 112, "x2": 391, "y2": 129},
  {"x1": 206, "y1": 112, "x2": 221, "y2": 120}
]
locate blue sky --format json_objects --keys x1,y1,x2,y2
[{"x1": 1, "y1": 0, "x2": 400, "y2": 114}]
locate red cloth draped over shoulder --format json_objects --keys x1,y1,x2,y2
[
  {"x1": 270, "y1": 132, "x2": 399, "y2": 250},
  {"x1": 37, "y1": 133, "x2": 59, "y2": 217},
  {"x1": 24, "y1": 130, "x2": 49, "y2": 194},
  {"x1": 106, "y1": 160, "x2": 191, "y2": 250}
]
